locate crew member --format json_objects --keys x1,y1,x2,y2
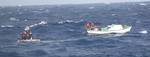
[
  {"x1": 85, "y1": 22, "x2": 96, "y2": 30},
  {"x1": 21, "y1": 26, "x2": 32, "y2": 40}
]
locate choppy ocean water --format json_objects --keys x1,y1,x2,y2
[{"x1": 0, "y1": 2, "x2": 150, "y2": 57}]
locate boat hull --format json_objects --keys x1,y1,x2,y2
[
  {"x1": 17, "y1": 39, "x2": 40, "y2": 43},
  {"x1": 87, "y1": 26, "x2": 132, "y2": 34}
]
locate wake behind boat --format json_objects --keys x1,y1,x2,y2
[{"x1": 85, "y1": 22, "x2": 132, "y2": 35}]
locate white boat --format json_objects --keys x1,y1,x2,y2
[
  {"x1": 17, "y1": 38, "x2": 40, "y2": 43},
  {"x1": 87, "y1": 24, "x2": 132, "y2": 34}
]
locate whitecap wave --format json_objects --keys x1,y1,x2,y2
[
  {"x1": 58, "y1": 19, "x2": 84, "y2": 24},
  {"x1": 111, "y1": 14, "x2": 117, "y2": 16},
  {"x1": 38, "y1": 21, "x2": 47, "y2": 25},
  {"x1": 139, "y1": 30, "x2": 148, "y2": 34},
  {"x1": 1, "y1": 25, "x2": 14, "y2": 28},
  {"x1": 24, "y1": 19, "x2": 28, "y2": 21},
  {"x1": 58, "y1": 20, "x2": 73, "y2": 24},
  {"x1": 9, "y1": 17, "x2": 19, "y2": 21},
  {"x1": 88, "y1": 7, "x2": 95, "y2": 9}
]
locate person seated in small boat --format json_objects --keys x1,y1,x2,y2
[
  {"x1": 21, "y1": 31, "x2": 27, "y2": 40},
  {"x1": 85, "y1": 22, "x2": 99, "y2": 31},
  {"x1": 21, "y1": 26, "x2": 32, "y2": 40}
]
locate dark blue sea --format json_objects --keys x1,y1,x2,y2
[{"x1": 0, "y1": 2, "x2": 150, "y2": 57}]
